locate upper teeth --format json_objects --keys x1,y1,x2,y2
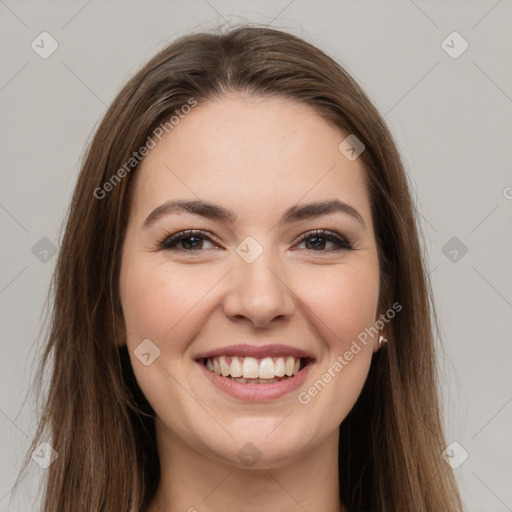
[{"x1": 206, "y1": 356, "x2": 301, "y2": 379}]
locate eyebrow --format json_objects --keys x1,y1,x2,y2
[{"x1": 142, "y1": 199, "x2": 367, "y2": 230}]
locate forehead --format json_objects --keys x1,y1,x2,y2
[{"x1": 130, "y1": 94, "x2": 373, "y2": 229}]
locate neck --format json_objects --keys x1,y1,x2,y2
[{"x1": 148, "y1": 420, "x2": 345, "y2": 512}]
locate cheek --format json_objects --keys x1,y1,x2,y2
[
  {"x1": 119, "y1": 260, "x2": 217, "y2": 423},
  {"x1": 292, "y1": 263, "x2": 379, "y2": 419},
  {"x1": 120, "y1": 259, "x2": 218, "y2": 346},
  {"x1": 302, "y1": 262, "x2": 380, "y2": 349}
]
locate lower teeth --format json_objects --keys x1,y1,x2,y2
[{"x1": 229, "y1": 376, "x2": 290, "y2": 384}]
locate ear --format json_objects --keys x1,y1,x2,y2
[
  {"x1": 372, "y1": 310, "x2": 386, "y2": 353},
  {"x1": 374, "y1": 333, "x2": 387, "y2": 353},
  {"x1": 113, "y1": 302, "x2": 127, "y2": 347}
]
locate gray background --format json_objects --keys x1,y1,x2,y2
[{"x1": 0, "y1": 1, "x2": 511, "y2": 510}]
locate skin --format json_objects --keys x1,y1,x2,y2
[{"x1": 118, "y1": 93, "x2": 382, "y2": 512}]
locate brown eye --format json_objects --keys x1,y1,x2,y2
[
  {"x1": 160, "y1": 230, "x2": 218, "y2": 251},
  {"x1": 294, "y1": 230, "x2": 352, "y2": 252}
]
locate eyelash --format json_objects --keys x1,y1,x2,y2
[{"x1": 158, "y1": 229, "x2": 353, "y2": 252}]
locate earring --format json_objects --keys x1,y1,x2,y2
[{"x1": 378, "y1": 334, "x2": 387, "y2": 348}]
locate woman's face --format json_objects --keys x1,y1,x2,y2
[{"x1": 119, "y1": 93, "x2": 381, "y2": 468}]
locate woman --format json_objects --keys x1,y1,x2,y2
[{"x1": 21, "y1": 25, "x2": 464, "y2": 511}]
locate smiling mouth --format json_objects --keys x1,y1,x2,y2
[{"x1": 198, "y1": 355, "x2": 312, "y2": 384}]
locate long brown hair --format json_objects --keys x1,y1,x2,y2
[{"x1": 18, "y1": 24, "x2": 463, "y2": 511}]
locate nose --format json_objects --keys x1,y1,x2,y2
[{"x1": 222, "y1": 252, "x2": 295, "y2": 328}]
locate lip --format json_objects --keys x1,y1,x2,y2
[
  {"x1": 197, "y1": 359, "x2": 314, "y2": 401},
  {"x1": 194, "y1": 343, "x2": 316, "y2": 360},
  {"x1": 194, "y1": 344, "x2": 316, "y2": 402}
]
